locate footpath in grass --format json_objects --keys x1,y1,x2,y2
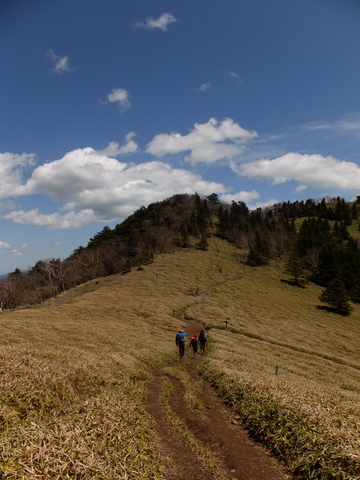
[{"x1": 145, "y1": 321, "x2": 291, "y2": 480}]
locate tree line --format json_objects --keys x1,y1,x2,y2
[{"x1": 0, "y1": 194, "x2": 359, "y2": 314}]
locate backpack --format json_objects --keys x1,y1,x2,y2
[
  {"x1": 199, "y1": 331, "x2": 206, "y2": 343},
  {"x1": 176, "y1": 332, "x2": 185, "y2": 344}
]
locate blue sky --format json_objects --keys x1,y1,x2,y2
[{"x1": 1, "y1": 0, "x2": 360, "y2": 274}]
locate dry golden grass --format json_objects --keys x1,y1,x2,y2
[
  {"x1": 1, "y1": 237, "x2": 360, "y2": 478},
  {"x1": 0, "y1": 242, "x2": 240, "y2": 479},
  {"x1": 184, "y1": 242, "x2": 360, "y2": 478}
]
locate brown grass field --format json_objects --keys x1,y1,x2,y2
[{"x1": 1, "y1": 237, "x2": 360, "y2": 479}]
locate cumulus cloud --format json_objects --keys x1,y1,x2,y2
[
  {"x1": 0, "y1": 152, "x2": 35, "y2": 199},
  {"x1": 106, "y1": 88, "x2": 131, "y2": 111},
  {"x1": 134, "y1": 13, "x2": 177, "y2": 31},
  {"x1": 2, "y1": 145, "x2": 228, "y2": 229},
  {"x1": 251, "y1": 199, "x2": 281, "y2": 210},
  {"x1": 146, "y1": 118, "x2": 258, "y2": 164},
  {"x1": 96, "y1": 132, "x2": 138, "y2": 156},
  {"x1": 4, "y1": 209, "x2": 97, "y2": 230},
  {"x1": 219, "y1": 190, "x2": 260, "y2": 204},
  {"x1": 0, "y1": 241, "x2": 11, "y2": 249},
  {"x1": 218, "y1": 190, "x2": 279, "y2": 211},
  {"x1": 233, "y1": 153, "x2": 360, "y2": 192},
  {"x1": 48, "y1": 50, "x2": 72, "y2": 74}
]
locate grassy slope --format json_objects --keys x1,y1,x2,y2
[
  {"x1": 186, "y1": 239, "x2": 360, "y2": 479},
  {"x1": 0, "y1": 237, "x2": 360, "y2": 478},
  {"x1": 0, "y1": 245, "x2": 231, "y2": 479}
]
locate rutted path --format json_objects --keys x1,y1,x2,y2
[
  {"x1": 145, "y1": 315, "x2": 291, "y2": 480},
  {"x1": 46, "y1": 273, "x2": 291, "y2": 478}
]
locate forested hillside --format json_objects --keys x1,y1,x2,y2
[{"x1": 1, "y1": 193, "x2": 360, "y2": 312}]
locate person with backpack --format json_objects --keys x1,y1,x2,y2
[
  {"x1": 175, "y1": 330, "x2": 187, "y2": 357},
  {"x1": 198, "y1": 329, "x2": 207, "y2": 355},
  {"x1": 189, "y1": 332, "x2": 200, "y2": 358}
]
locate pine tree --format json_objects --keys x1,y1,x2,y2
[
  {"x1": 246, "y1": 247, "x2": 265, "y2": 267},
  {"x1": 246, "y1": 231, "x2": 270, "y2": 266},
  {"x1": 197, "y1": 199, "x2": 209, "y2": 250},
  {"x1": 217, "y1": 207, "x2": 230, "y2": 238},
  {"x1": 284, "y1": 249, "x2": 305, "y2": 286},
  {"x1": 312, "y1": 243, "x2": 339, "y2": 287},
  {"x1": 350, "y1": 282, "x2": 360, "y2": 304},
  {"x1": 351, "y1": 203, "x2": 359, "y2": 220},
  {"x1": 319, "y1": 277, "x2": 352, "y2": 315}
]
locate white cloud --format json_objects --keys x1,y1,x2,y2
[
  {"x1": 146, "y1": 118, "x2": 258, "y2": 164},
  {"x1": 0, "y1": 152, "x2": 35, "y2": 199},
  {"x1": 2, "y1": 147, "x2": 228, "y2": 229},
  {"x1": 12, "y1": 249, "x2": 25, "y2": 257},
  {"x1": 219, "y1": 190, "x2": 280, "y2": 210},
  {"x1": 48, "y1": 50, "x2": 72, "y2": 74},
  {"x1": 220, "y1": 190, "x2": 260, "y2": 204},
  {"x1": 219, "y1": 190, "x2": 280, "y2": 211},
  {"x1": 199, "y1": 82, "x2": 211, "y2": 92},
  {"x1": 227, "y1": 71, "x2": 241, "y2": 82},
  {"x1": 0, "y1": 200, "x2": 16, "y2": 212},
  {"x1": 106, "y1": 88, "x2": 131, "y2": 111},
  {"x1": 304, "y1": 113, "x2": 360, "y2": 134},
  {"x1": 250, "y1": 199, "x2": 280, "y2": 210},
  {"x1": 234, "y1": 153, "x2": 360, "y2": 192},
  {"x1": 96, "y1": 132, "x2": 138, "y2": 156},
  {"x1": 134, "y1": 13, "x2": 177, "y2": 31},
  {"x1": 0, "y1": 241, "x2": 11, "y2": 249},
  {"x1": 17, "y1": 147, "x2": 129, "y2": 202},
  {"x1": 4, "y1": 209, "x2": 97, "y2": 230}
]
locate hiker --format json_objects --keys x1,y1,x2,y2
[
  {"x1": 189, "y1": 333, "x2": 200, "y2": 358},
  {"x1": 198, "y1": 329, "x2": 207, "y2": 354},
  {"x1": 175, "y1": 330, "x2": 187, "y2": 357}
]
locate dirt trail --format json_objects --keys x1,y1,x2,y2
[
  {"x1": 45, "y1": 276, "x2": 291, "y2": 478},
  {"x1": 146, "y1": 317, "x2": 291, "y2": 480}
]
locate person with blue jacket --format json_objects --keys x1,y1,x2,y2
[{"x1": 175, "y1": 330, "x2": 187, "y2": 357}]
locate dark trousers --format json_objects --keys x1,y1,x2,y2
[
  {"x1": 191, "y1": 344, "x2": 198, "y2": 357},
  {"x1": 178, "y1": 342, "x2": 185, "y2": 357}
]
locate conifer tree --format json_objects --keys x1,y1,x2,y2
[
  {"x1": 246, "y1": 247, "x2": 265, "y2": 267},
  {"x1": 312, "y1": 243, "x2": 339, "y2": 287},
  {"x1": 246, "y1": 231, "x2": 270, "y2": 266},
  {"x1": 217, "y1": 208, "x2": 230, "y2": 238},
  {"x1": 350, "y1": 282, "x2": 360, "y2": 304},
  {"x1": 319, "y1": 277, "x2": 352, "y2": 315},
  {"x1": 284, "y1": 249, "x2": 305, "y2": 286},
  {"x1": 351, "y1": 203, "x2": 359, "y2": 220},
  {"x1": 318, "y1": 198, "x2": 328, "y2": 218}
]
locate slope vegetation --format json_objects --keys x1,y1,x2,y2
[{"x1": 0, "y1": 238, "x2": 359, "y2": 478}]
